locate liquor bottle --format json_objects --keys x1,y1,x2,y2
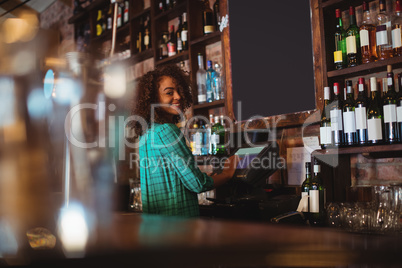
[
  {"x1": 211, "y1": 115, "x2": 226, "y2": 156},
  {"x1": 159, "y1": 32, "x2": 168, "y2": 59},
  {"x1": 330, "y1": 83, "x2": 344, "y2": 147},
  {"x1": 136, "y1": 17, "x2": 143, "y2": 53},
  {"x1": 181, "y1": 13, "x2": 188, "y2": 51},
  {"x1": 143, "y1": 15, "x2": 151, "y2": 50},
  {"x1": 392, "y1": 0, "x2": 402, "y2": 57},
  {"x1": 213, "y1": 0, "x2": 221, "y2": 30},
  {"x1": 200, "y1": 120, "x2": 209, "y2": 156},
  {"x1": 213, "y1": 63, "x2": 222, "y2": 101},
  {"x1": 96, "y1": 10, "x2": 103, "y2": 36},
  {"x1": 343, "y1": 80, "x2": 357, "y2": 146},
  {"x1": 206, "y1": 60, "x2": 215, "y2": 102},
  {"x1": 167, "y1": 25, "x2": 177, "y2": 57},
  {"x1": 190, "y1": 120, "x2": 199, "y2": 155},
  {"x1": 360, "y1": 1, "x2": 377, "y2": 63},
  {"x1": 123, "y1": 1, "x2": 129, "y2": 24},
  {"x1": 193, "y1": 120, "x2": 202, "y2": 156},
  {"x1": 376, "y1": 0, "x2": 393, "y2": 60},
  {"x1": 158, "y1": 1, "x2": 166, "y2": 12},
  {"x1": 107, "y1": 5, "x2": 112, "y2": 30},
  {"x1": 334, "y1": 9, "x2": 347, "y2": 70},
  {"x1": 383, "y1": 65, "x2": 399, "y2": 143},
  {"x1": 346, "y1": 6, "x2": 360, "y2": 67},
  {"x1": 301, "y1": 161, "x2": 311, "y2": 218},
  {"x1": 367, "y1": 77, "x2": 384, "y2": 144},
  {"x1": 202, "y1": 0, "x2": 215, "y2": 35},
  {"x1": 196, "y1": 53, "x2": 207, "y2": 104},
  {"x1": 397, "y1": 73, "x2": 402, "y2": 142},
  {"x1": 355, "y1": 78, "x2": 369, "y2": 145},
  {"x1": 309, "y1": 158, "x2": 325, "y2": 227},
  {"x1": 176, "y1": 16, "x2": 183, "y2": 53},
  {"x1": 320, "y1": 86, "x2": 332, "y2": 149},
  {"x1": 208, "y1": 114, "x2": 214, "y2": 155}
]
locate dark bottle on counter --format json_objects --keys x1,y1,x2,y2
[
  {"x1": 334, "y1": 9, "x2": 347, "y2": 70},
  {"x1": 301, "y1": 161, "x2": 311, "y2": 219},
  {"x1": 343, "y1": 80, "x2": 357, "y2": 146},
  {"x1": 367, "y1": 77, "x2": 384, "y2": 144},
  {"x1": 320, "y1": 86, "x2": 332, "y2": 149},
  {"x1": 355, "y1": 78, "x2": 369, "y2": 145},
  {"x1": 309, "y1": 159, "x2": 326, "y2": 227},
  {"x1": 330, "y1": 82, "x2": 344, "y2": 147},
  {"x1": 383, "y1": 65, "x2": 399, "y2": 143},
  {"x1": 346, "y1": 6, "x2": 361, "y2": 67}
]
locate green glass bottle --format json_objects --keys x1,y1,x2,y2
[
  {"x1": 309, "y1": 159, "x2": 326, "y2": 226},
  {"x1": 211, "y1": 115, "x2": 225, "y2": 156},
  {"x1": 301, "y1": 162, "x2": 311, "y2": 218},
  {"x1": 334, "y1": 9, "x2": 347, "y2": 70},
  {"x1": 346, "y1": 6, "x2": 361, "y2": 67}
]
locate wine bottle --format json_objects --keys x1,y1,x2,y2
[
  {"x1": 383, "y1": 65, "x2": 399, "y2": 143},
  {"x1": 330, "y1": 83, "x2": 344, "y2": 147},
  {"x1": 202, "y1": 0, "x2": 215, "y2": 35},
  {"x1": 107, "y1": 5, "x2": 112, "y2": 30},
  {"x1": 176, "y1": 16, "x2": 183, "y2": 54},
  {"x1": 136, "y1": 17, "x2": 143, "y2": 53},
  {"x1": 213, "y1": 0, "x2": 221, "y2": 30},
  {"x1": 181, "y1": 13, "x2": 188, "y2": 51},
  {"x1": 376, "y1": 0, "x2": 393, "y2": 60},
  {"x1": 301, "y1": 161, "x2": 311, "y2": 218},
  {"x1": 158, "y1": 1, "x2": 166, "y2": 12},
  {"x1": 355, "y1": 78, "x2": 369, "y2": 145},
  {"x1": 143, "y1": 15, "x2": 151, "y2": 50},
  {"x1": 334, "y1": 9, "x2": 347, "y2": 70},
  {"x1": 96, "y1": 10, "x2": 103, "y2": 36},
  {"x1": 196, "y1": 54, "x2": 207, "y2": 104},
  {"x1": 167, "y1": 25, "x2": 176, "y2": 57},
  {"x1": 320, "y1": 86, "x2": 332, "y2": 149},
  {"x1": 117, "y1": 3, "x2": 122, "y2": 27},
  {"x1": 206, "y1": 60, "x2": 215, "y2": 103},
  {"x1": 343, "y1": 80, "x2": 357, "y2": 146},
  {"x1": 367, "y1": 77, "x2": 384, "y2": 144},
  {"x1": 346, "y1": 6, "x2": 361, "y2": 67},
  {"x1": 309, "y1": 158, "x2": 326, "y2": 227},
  {"x1": 123, "y1": 0, "x2": 129, "y2": 24},
  {"x1": 360, "y1": 1, "x2": 377, "y2": 63},
  {"x1": 392, "y1": 0, "x2": 402, "y2": 57},
  {"x1": 397, "y1": 73, "x2": 402, "y2": 142},
  {"x1": 159, "y1": 32, "x2": 168, "y2": 59}
]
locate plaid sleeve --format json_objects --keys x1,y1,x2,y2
[{"x1": 155, "y1": 123, "x2": 214, "y2": 193}]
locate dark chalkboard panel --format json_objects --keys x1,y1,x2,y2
[{"x1": 229, "y1": 0, "x2": 316, "y2": 121}]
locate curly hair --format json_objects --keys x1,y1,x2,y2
[{"x1": 130, "y1": 64, "x2": 193, "y2": 136}]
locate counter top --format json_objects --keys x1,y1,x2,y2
[{"x1": 7, "y1": 213, "x2": 402, "y2": 267}]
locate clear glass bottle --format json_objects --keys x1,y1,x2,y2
[
  {"x1": 334, "y1": 9, "x2": 347, "y2": 70},
  {"x1": 360, "y1": 1, "x2": 377, "y2": 63},
  {"x1": 392, "y1": 0, "x2": 402, "y2": 56},
  {"x1": 330, "y1": 82, "x2": 344, "y2": 147},
  {"x1": 367, "y1": 77, "x2": 384, "y2": 144},
  {"x1": 346, "y1": 6, "x2": 361, "y2": 67},
  {"x1": 343, "y1": 80, "x2": 357, "y2": 146},
  {"x1": 206, "y1": 60, "x2": 215, "y2": 102},
  {"x1": 196, "y1": 54, "x2": 207, "y2": 104},
  {"x1": 320, "y1": 86, "x2": 332, "y2": 149},
  {"x1": 309, "y1": 158, "x2": 325, "y2": 227},
  {"x1": 376, "y1": 0, "x2": 393, "y2": 60},
  {"x1": 383, "y1": 65, "x2": 399, "y2": 143},
  {"x1": 355, "y1": 78, "x2": 369, "y2": 145}
]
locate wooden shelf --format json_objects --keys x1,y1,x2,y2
[
  {"x1": 126, "y1": 49, "x2": 154, "y2": 64},
  {"x1": 132, "y1": 7, "x2": 151, "y2": 20},
  {"x1": 153, "y1": 1, "x2": 187, "y2": 21},
  {"x1": 155, "y1": 51, "x2": 189, "y2": 65},
  {"x1": 312, "y1": 144, "x2": 402, "y2": 158},
  {"x1": 190, "y1": 31, "x2": 221, "y2": 46},
  {"x1": 327, "y1": 57, "x2": 402, "y2": 79},
  {"x1": 193, "y1": 100, "x2": 225, "y2": 110},
  {"x1": 68, "y1": 0, "x2": 109, "y2": 24},
  {"x1": 91, "y1": 23, "x2": 130, "y2": 43}
]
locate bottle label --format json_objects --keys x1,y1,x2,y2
[
  {"x1": 144, "y1": 35, "x2": 149, "y2": 46},
  {"x1": 211, "y1": 133, "x2": 219, "y2": 145},
  {"x1": 355, "y1": 107, "x2": 367, "y2": 130},
  {"x1": 301, "y1": 192, "x2": 309, "y2": 212},
  {"x1": 320, "y1": 126, "x2": 332, "y2": 145},
  {"x1": 346, "y1": 35, "x2": 357, "y2": 54},
  {"x1": 181, "y1": 30, "x2": 188, "y2": 41},
  {"x1": 368, "y1": 118, "x2": 383, "y2": 141},
  {"x1": 309, "y1": 190, "x2": 319, "y2": 213},
  {"x1": 162, "y1": 45, "x2": 168, "y2": 56},
  {"x1": 177, "y1": 37, "x2": 182, "y2": 51},
  {"x1": 392, "y1": 28, "x2": 402, "y2": 49},
  {"x1": 376, "y1": 24, "x2": 388, "y2": 45},
  {"x1": 124, "y1": 10, "x2": 129, "y2": 23},
  {"x1": 204, "y1": 25, "x2": 215, "y2": 34},
  {"x1": 198, "y1": 94, "x2": 206, "y2": 103},
  {"x1": 167, "y1": 43, "x2": 176, "y2": 56},
  {"x1": 383, "y1": 104, "x2": 397, "y2": 123},
  {"x1": 398, "y1": 106, "x2": 402, "y2": 122},
  {"x1": 343, "y1": 110, "x2": 356, "y2": 133},
  {"x1": 330, "y1": 109, "x2": 343, "y2": 131},
  {"x1": 334, "y1": 51, "x2": 342, "y2": 63},
  {"x1": 360, "y1": 29, "x2": 369, "y2": 47}
]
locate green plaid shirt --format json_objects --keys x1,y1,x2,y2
[{"x1": 139, "y1": 123, "x2": 214, "y2": 217}]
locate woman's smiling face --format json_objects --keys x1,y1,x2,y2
[{"x1": 158, "y1": 76, "x2": 182, "y2": 116}]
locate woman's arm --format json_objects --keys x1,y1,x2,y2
[{"x1": 211, "y1": 155, "x2": 238, "y2": 188}]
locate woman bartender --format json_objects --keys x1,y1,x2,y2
[{"x1": 131, "y1": 64, "x2": 237, "y2": 218}]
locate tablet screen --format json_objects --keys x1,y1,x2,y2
[{"x1": 235, "y1": 146, "x2": 265, "y2": 169}]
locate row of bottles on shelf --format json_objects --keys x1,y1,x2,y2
[
  {"x1": 196, "y1": 53, "x2": 224, "y2": 104},
  {"x1": 301, "y1": 159, "x2": 326, "y2": 226},
  {"x1": 96, "y1": 1, "x2": 130, "y2": 37},
  {"x1": 136, "y1": 14, "x2": 152, "y2": 53},
  {"x1": 320, "y1": 65, "x2": 402, "y2": 148},
  {"x1": 190, "y1": 114, "x2": 227, "y2": 156},
  {"x1": 158, "y1": 12, "x2": 188, "y2": 59},
  {"x1": 158, "y1": 0, "x2": 178, "y2": 12},
  {"x1": 334, "y1": 0, "x2": 402, "y2": 69}
]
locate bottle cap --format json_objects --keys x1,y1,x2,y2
[
  {"x1": 370, "y1": 77, "x2": 377, "y2": 92},
  {"x1": 207, "y1": 60, "x2": 213, "y2": 68},
  {"x1": 335, "y1": 9, "x2": 341, "y2": 18},
  {"x1": 324, "y1": 86, "x2": 330, "y2": 100},
  {"x1": 358, "y1": 78, "x2": 365, "y2": 92},
  {"x1": 358, "y1": 77, "x2": 365, "y2": 84},
  {"x1": 333, "y1": 83, "x2": 340, "y2": 95},
  {"x1": 387, "y1": 65, "x2": 392, "y2": 73},
  {"x1": 346, "y1": 80, "x2": 353, "y2": 93}
]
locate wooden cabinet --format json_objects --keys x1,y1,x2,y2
[{"x1": 68, "y1": 0, "x2": 228, "y2": 119}]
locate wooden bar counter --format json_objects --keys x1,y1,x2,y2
[{"x1": 12, "y1": 213, "x2": 402, "y2": 268}]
